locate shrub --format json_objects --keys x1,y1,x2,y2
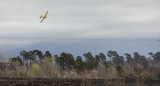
[
  {"x1": 32, "y1": 64, "x2": 41, "y2": 77},
  {"x1": 116, "y1": 66, "x2": 124, "y2": 77}
]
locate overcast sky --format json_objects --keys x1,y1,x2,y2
[{"x1": 0, "y1": 0, "x2": 160, "y2": 44}]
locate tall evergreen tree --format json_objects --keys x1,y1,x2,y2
[
  {"x1": 125, "y1": 53, "x2": 133, "y2": 65},
  {"x1": 11, "y1": 56, "x2": 23, "y2": 65},
  {"x1": 20, "y1": 50, "x2": 29, "y2": 63},
  {"x1": 59, "y1": 52, "x2": 67, "y2": 70},
  {"x1": 28, "y1": 51, "x2": 36, "y2": 69},
  {"x1": 33, "y1": 50, "x2": 44, "y2": 63},
  {"x1": 83, "y1": 52, "x2": 95, "y2": 70},
  {"x1": 20, "y1": 50, "x2": 29, "y2": 69},
  {"x1": 44, "y1": 51, "x2": 52, "y2": 58},
  {"x1": 152, "y1": 52, "x2": 160, "y2": 63},
  {"x1": 133, "y1": 52, "x2": 140, "y2": 66},
  {"x1": 66, "y1": 53, "x2": 75, "y2": 69},
  {"x1": 107, "y1": 51, "x2": 119, "y2": 61},
  {"x1": 139, "y1": 55, "x2": 149, "y2": 69},
  {"x1": 74, "y1": 56, "x2": 85, "y2": 72}
]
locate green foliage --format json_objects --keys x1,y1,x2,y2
[
  {"x1": 74, "y1": 56, "x2": 85, "y2": 72},
  {"x1": 152, "y1": 52, "x2": 160, "y2": 63},
  {"x1": 104, "y1": 62, "x2": 111, "y2": 69},
  {"x1": 95, "y1": 53, "x2": 106, "y2": 69},
  {"x1": 42, "y1": 57, "x2": 57, "y2": 78},
  {"x1": 108, "y1": 51, "x2": 124, "y2": 66},
  {"x1": 116, "y1": 66, "x2": 124, "y2": 77},
  {"x1": 125, "y1": 53, "x2": 133, "y2": 65},
  {"x1": 20, "y1": 50, "x2": 29, "y2": 62},
  {"x1": 59, "y1": 52, "x2": 67, "y2": 70},
  {"x1": 83, "y1": 52, "x2": 95, "y2": 70},
  {"x1": 33, "y1": 50, "x2": 44, "y2": 63},
  {"x1": 11, "y1": 56, "x2": 23, "y2": 65},
  {"x1": 113, "y1": 56, "x2": 124, "y2": 66},
  {"x1": 54, "y1": 54, "x2": 59, "y2": 64},
  {"x1": 133, "y1": 52, "x2": 140, "y2": 65},
  {"x1": 44, "y1": 51, "x2": 52, "y2": 58},
  {"x1": 66, "y1": 53, "x2": 75, "y2": 69},
  {"x1": 4, "y1": 50, "x2": 160, "y2": 79},
  {"x1": 133, "y1": 52, "x2": 149, "y2": 69},
  {"x1": 139, "y1": 56, "x2": 149, "y2": 69},
  {"x1": 55, "y1": 52, "x2": 75, "y2": 70},
  {"x1": 32, "y1": 64, "x2": 41, "y2": 77},
  {"x1": 107, "y1": 51, "x2": 119, "y2": 61}
]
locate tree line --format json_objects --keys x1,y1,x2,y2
[{"x1": 10, "y1": 50, "x2": 160, "y2": 72}]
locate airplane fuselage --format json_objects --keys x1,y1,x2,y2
[
  {"x1": 42, "y1": 16, "x2": 46, "y2": 18},
  {"x1": 40, "y1": 11, "x2": 48, "y2": 23},
  {"x1": 40, "y1": 15, "x2": 46, "y2": 18}
]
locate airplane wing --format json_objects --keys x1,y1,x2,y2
[
  {"x1": 44, "y1": 11, "x2": 48, "y2": 17},
  {"x1": 40, "y1": 18, "x2": 45, "y2": 23}
]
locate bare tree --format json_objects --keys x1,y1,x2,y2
[{"x1": 0, "y1": 53, "x2": 5, "y2": 63}]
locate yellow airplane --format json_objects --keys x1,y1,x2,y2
[{"x1": 40, "y1": 11, "x2": 48, "y2": 23}]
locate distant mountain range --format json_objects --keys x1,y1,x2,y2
[{"x1": 2, "y1": 39, "x2": 160, "y2": 61}]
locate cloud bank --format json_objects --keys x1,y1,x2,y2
[{"x1": 0, "y1": 0, "x2": 160, "y2": 44}]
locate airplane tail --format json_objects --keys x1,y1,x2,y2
[{"x1": 40, "y1": 15, "x2": 42, "y2": 18}]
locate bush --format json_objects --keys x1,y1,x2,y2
[
  {"x1": 32, "y1": 64, "x2": 41, "y2": 77},
  {"x1": 140, "y1": 71, "x2": 152, "y2": 80},
  {"x1": 116, "y1": 66, "x2": 124, "y2": 77}
]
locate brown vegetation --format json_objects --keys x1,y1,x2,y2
[{"x1": 0, "y1": 50, "x2": 160, "y2": 86}]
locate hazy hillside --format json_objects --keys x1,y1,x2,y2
[{"x1": 2, "y1": 39, "x2": 160, "y2": 60}]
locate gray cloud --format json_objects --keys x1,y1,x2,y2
[{"x1": 0, "y1": 0, "x2": 160, "y2": 44}]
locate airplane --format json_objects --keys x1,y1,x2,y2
[{"x1": 40, "y1": 11, "x2": 48, "y2": 23}]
